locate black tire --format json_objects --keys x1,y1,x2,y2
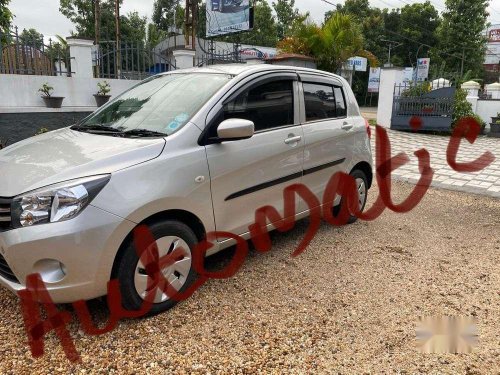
[
  {"x1": 220, "y1": 0, "x2": 226, "y2": 13},
  {"x1": 332, "y1": 169, "x2": 369, "y2": 225},
  {"x1": 115, "y1": 220, "x2": 199, "y2": 316}
]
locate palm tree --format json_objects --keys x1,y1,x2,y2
[{"x1": 278, "y1": 12, "x2": 378, "y2": 73}]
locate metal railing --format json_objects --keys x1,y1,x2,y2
[
  {"x1": 94, "y1": 41, "x2": 176, "y2": 80},
  {"x1": 0, "y1": 26, "x2": 72, "y2": 76},
  {"x1": 196, "y1": 49, "x2": 242, "y2": 67}
]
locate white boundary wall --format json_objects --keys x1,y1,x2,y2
[{"x1": 0, "y1": 74, "x2": 140, "y2": 113}]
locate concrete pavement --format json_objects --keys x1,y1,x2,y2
[{"x1": 376, "y1": 129, "x2": 500, "y2": 198}]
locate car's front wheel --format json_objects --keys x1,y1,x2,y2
[{"x1": 115, "y1": 220, "x2": 199, "y2": 315}]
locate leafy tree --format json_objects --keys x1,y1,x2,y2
[
  {"x1": 20, "y1": 28, "x2": 44, "y2": 49},
  {"x1": 331, "y1": 0, "x2": 388, "y2": 65},
  {"x1": 272, "y1": 0, "x2": 300, "y2": 40},
  {"x1": 328, "y1": 0, "x2": 371, "y2": 20},
  {"x1": 60, "y1": 0, "x2": 147, "y2": 43},
  {"x1": 434, "y1": 0, "x2": 489, "y2": 78},
  {"x1": 60, "y1": 0, "x2": 107, "y2": 38},
  {"x1": 0, "y1": 0, "x2": 13, "y2": 44},
  {"x1": 0, "y1": 0, "x2": 13, "y2": 31},
  {"x1": 278, "y1": 12, "x2": 377, "y2": 73},
  {"x1": 153, "y1": 0, "x2": 184, "y2": 33},
  {"x1": 121, "y1": 11, "x2": 148, "y2": 43},
  {"x1": 146, "y1": 23, "x2": 167, "y2": 49},
  {"x1": 398, "y1": 1, "x2": 440, "y2": 67}
]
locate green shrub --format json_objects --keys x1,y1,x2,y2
[
  {"x1": 401, "y1": 82, "x2": 431, "y2": 97},
  {"x1": 35, "y1": 127, "x2": 49, "y2": 136},
  {"x1": 451, "y1": 88, "x2": 485, "y2": 130}
]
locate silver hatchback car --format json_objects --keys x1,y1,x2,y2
[{"x1": 0, "y1": 65, "x2": 373, "y2": 313}]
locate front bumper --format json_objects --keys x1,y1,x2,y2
[{"x1": 0, "y1": 205, "x2": 135, "y2": 303}]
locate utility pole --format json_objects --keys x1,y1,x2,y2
[
  {"x1": 185, "y1": 0, "x2": 197, "y2": 50},
  {"x1": 115, "y1": 0, "x2": 121, "y2": 78},
  {"x1": 95, "y1": 0, "x2": 101, "y2": 46},
  {"x1": 381, "y1": 39, "x2": 402, "y2": 68}
]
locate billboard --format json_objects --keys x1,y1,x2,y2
[
  {"x1": 489, "y1": 28, "x2": 500, "y2": 42},
  {"x1": 416, "y1": 58, "x2": 430, "y2": 81},
  {"x1": 206, "y1": 0, "x2": 253, "y2": 37},
  {"x1": 403, "y1": 67, "x2": 414, "y2": 83},
  {"x1": 367, "y1": 67, "x2": 381, "y2": 93},
  {"x1": 346, "y1": 56, "x2": 368, "y2": 71}
]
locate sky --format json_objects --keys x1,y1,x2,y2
[{"x1": 8, "y1": 0, "x2": 500, "y2": 39}]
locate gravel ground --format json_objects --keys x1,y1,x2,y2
[{"x1": 0, "y1": 181, "x2": 499, "y2": 374}]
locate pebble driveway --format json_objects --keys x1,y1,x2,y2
[{"x1": 375, "y1": 129, "x2": 500, "y2": 198}]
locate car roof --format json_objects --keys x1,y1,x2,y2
[{"x1": 163, "y1": 64, "x2": 343, "y2": 81}]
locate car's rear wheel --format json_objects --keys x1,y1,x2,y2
[
  {"x1": 115, "y1": 220, "x2": 198, "y2": 315},
  {"x1": 332, "y1": 169, "x2": 368, "y2": 224}
]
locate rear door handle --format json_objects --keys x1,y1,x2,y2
[
  {"x1": 284, "y1": 135, "x2": 302, "y2": 145},
  {"x1": 341, "y1": 122, "x2": 353, "y2": 131}
]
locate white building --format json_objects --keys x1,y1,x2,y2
[{"x1": 484, "y1": 24, "x2": 500, "y2": 74}]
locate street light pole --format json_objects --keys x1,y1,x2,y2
[{"x1": 115, "y1": 0, "x2": 121, "y2": 78}]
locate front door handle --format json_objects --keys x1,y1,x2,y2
[
  {"x1": 341, "y1": 122, "x2": 353, "y2": 131},
  {"x1": 284, "y1": 135, "x2": 302, "y2": 145}
]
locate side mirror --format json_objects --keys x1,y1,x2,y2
[{"x1": 217, "y1": 118, "x2": 254, "y2": 141}]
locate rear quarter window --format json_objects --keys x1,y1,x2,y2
[
  {"x1": 333, "y1": 86, "x2": 347, "y2": 117},
  {"x1": 303, "y1": 82, "x2": 348, "y2": 121}
]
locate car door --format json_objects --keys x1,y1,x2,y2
[
  {"x1": 202, "y1": 73, "x2": 304, "y2": 238},
  {"x1": 298, "y1": 74, "x2": 354, "y2": 211}
]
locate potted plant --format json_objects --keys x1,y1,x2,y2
[
  {"x1": 94, "y1": 81, "x2": 112, "y2": 107},
  {"x1": 38, "y1": 83, "x2": 64, "y2": 108},
  {"x1": 491, "y1": 112, "x2": 500, "y2": 124},
  {"x1": 489, "y1": 119, "x2": 500, "y2": 138}
]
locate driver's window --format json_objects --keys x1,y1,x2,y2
[{"x1": 222, "y1": 79, "x2": 295, "y2": 132}]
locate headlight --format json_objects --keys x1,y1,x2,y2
[{"x1": 11, "y1": 175, "x2": 111, "y2": 228}]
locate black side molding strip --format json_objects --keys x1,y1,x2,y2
[
  {"x1": 225, "y1": 171, "x2": 302, "y2": 201},
  {"x1": 304, "y1": 158, "x2": 346, "y2": 176},
  {"x1": 224, "y1": 158, "x2": 346, "y2": 201}
]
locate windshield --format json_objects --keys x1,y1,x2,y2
[{"x1": 74, "y1": 73, "x2": 232, "y2": 136}]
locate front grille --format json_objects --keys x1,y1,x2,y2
[
  {"x1": 0, "y1": 197, "x2": 12, "y2": 232},
  {"x1": 0, "y1": 254, "x2": 19, "y2": 283}
]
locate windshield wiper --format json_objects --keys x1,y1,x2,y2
[
  {"x1": 71, "y1": 124, "x2": 124, "y2": 135},
  {"x1": 122, "y1": 129, "x2": 168, "y2": 138}
]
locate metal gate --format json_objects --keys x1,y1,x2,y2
[
  {"x1": 94, "y1": 41, "x2": 177, "y2": 80},
  {"x1": 391, "y1": 83, "x2": 456, "y2": 131},
  {"x1": 0, "y1": 26, "x2": 71, "y2": 76}
]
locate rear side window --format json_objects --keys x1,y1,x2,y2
[
  {"x1": 334, "y1": 87, "x2": 347, "y2": 117},
  {"x1": 303, "y1": 82, "x2": 348, "y2": 121},
  {"x1": 223, "y1": 80, "x2": 295, "y2": 132},
  {"x1": 303, "y1": 83, "x2": 336, "y2": 121}
]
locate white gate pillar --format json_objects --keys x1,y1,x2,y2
[
  {"x1": 173, "y1": 49, "x2": 196, "y2": 70},
  {"x1": 376, "y1": 68, "x2": 405, "y2": 128},
  {"x1": 67, "y1": 38, "x2": 95, "y2": 78},
  {"x1": 486, "y1": 82, "x2": 500, "y2": 99},
  {"x1": 462, "y1": 81, "x2": 480, "y2": 113}
]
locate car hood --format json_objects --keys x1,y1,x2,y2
[{"x1": 0, "y1": 127, "x2": 166, "y2": 197}]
